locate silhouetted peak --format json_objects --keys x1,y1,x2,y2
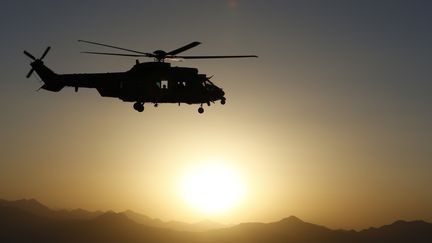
[
  {"x1": 392, "y1": 219, "x2": 409, "y2": 225},
  {"x1": 72, "y1": 207, "x2": 102, "y2": 215},
  {"x1": 3, "y1": 198, "x2": 42, "y2": 206},
  {"x1": 383, "y1": 219, "x2": 431, "y2": 230},
  {"x1": 123, "y1": 210, "x2": 163, "y2": 225},
  {"x1": 271, "y1": 216, "x2": 333, "y2": 234},
  {"x1": 20, "y1": 198, "x2": 39, "y2": 204},
  {"x1": 124, "y1": 209, "x2": 152, "y2": 219},
  {"x1": 0, "y1": 198, "x2": 51, "y2": 212},
  {"x1": 278, "y1": 216, "x2": 304, "y2": 224},
  {"x1": 102, "y1": 211, "x2": 122, "y2": 217},
  {"x1": 390, "y1": 219, "x2": 423, "y2": 225}
]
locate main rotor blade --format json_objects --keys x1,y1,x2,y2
[
  {"x1": 175, "y1": 55, "x2": 258, "y2": 59},
  {"x1": 81, "y1": 51, "x2": 152, "y2": 57},
  {"x1": 40, "y1": 46, "x2": 51, "y2": 60},
  {"x1": 167, "y1": 41, "x2": 201, "y2": 56},
  {"x1": 78, "y1": 40, "x2": 152, "y2": 56},
  {"x1": 23, "y1": 50, "x2": 36, "y2": 60}
]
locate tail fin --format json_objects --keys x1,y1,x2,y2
[{"x1": 24, "y1": 47, "x2": 64, "y2": 92}]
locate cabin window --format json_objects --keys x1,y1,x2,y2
[{"x1": 161, "y1": 80, "x2": 168, "y2": 89}]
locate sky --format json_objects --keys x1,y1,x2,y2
[{"x1": 1, "y1": 0, "x2": 431, "y2": 230}]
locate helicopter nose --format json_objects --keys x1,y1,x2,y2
[{"x1": 219, "y1": 88, "x2": 225, "y2": 97}]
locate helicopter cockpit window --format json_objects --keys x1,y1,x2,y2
[
  {"x1": 161, "y1": 80, "x2": 168, "y2": 89},
  {"x1": 204, "y1": 80, "x2": 214, "y2": 90}
]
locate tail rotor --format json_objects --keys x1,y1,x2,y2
[
  {"x1": 26, "y1": 66, "x2": 35, "y2": 78},
  {"x1": 39, "y1": 46, "x2": 51, "y2": 60},
  {"x1": 23, "y1": 46, "x2": 51, "y2": 78}
]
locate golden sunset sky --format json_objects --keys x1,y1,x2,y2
[{"x1": 1, "y1": 0, "x2": 431, "y2": 230}]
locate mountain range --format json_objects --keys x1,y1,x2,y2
[
  {"x1": 0, "y1": 198, "x2": 225, "y2": 232},
  {"x1": 1, "y1": 198, "x2": 431, "y2": 243}
]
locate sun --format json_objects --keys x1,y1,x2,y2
[{"x1": 180, "y1": 162, "x2": 245, "y2": 214}]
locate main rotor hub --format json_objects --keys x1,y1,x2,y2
[{"x1": 153, "y1": 50, "x2": 167, "y2": 61}]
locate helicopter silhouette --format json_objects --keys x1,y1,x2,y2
[{"x1": 24, "y1": 40, "x2": 257, "y2": 113}]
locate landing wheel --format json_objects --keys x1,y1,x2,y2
[
  {"x1": 221, "y1": 98, "x2": 226, "y2": 105},
  {"x1": 198, "y1": 107, "x2": 204, "y2": 114},
  {"x1": 133, "y1": 102, "x2": 144, "y2": 112}
]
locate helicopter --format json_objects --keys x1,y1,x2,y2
[{"x1": 23, "y1": 40, "x2": 257, "y2": 113}]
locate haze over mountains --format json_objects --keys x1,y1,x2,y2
[
  {"x1": 1, "y1": 198, "x2": 431, "y2": 243},
  {"x1": 0, "y1": 199, "x2": 224, "y2": 232}
]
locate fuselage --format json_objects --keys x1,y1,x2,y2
[{"x1": 31, "y1": 60, "x2": 225, "y2": 111}]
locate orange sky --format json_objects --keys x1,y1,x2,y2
[{"x1": 1, "y1": 1, "x2": 432, "y2": 230}]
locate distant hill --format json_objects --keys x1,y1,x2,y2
[
  {"x1": 0, "y1": 198, "x2": 51, "y2": 216},
  {"x1": 207, "y1": 216, "x2": 432, "y2": 243},
  {"x1": 0, "y1": 198, "x2": 102, "y2": 220},
  {"x1": 1, "y1": 198, "x2": 431, "y2": 243},
  {"x1": 125, "y1": 210, "x2": 226, "y2": 231}
]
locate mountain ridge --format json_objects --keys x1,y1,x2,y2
[
  {"x1": 1, "y1": 198, "x2": 431, "y2": 243},
  {"x1": 0, "y1": 198, "x2": 226, "y2": 231}
]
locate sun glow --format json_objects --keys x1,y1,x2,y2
[{"x1": 180, "y1": 162, "x2": 246, "y2": 214}]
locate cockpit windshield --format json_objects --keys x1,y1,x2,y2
[{"x1": 203, "y1": 80, "x2": 216, "y2": 90}]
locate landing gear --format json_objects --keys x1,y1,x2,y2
[
  {"x1": 221, "y1": 98, "x2": 226, "y2": 105},
  {"x1": 133, "y1": 102, "x2": 144, "y2": 112},
  {"x1": 198, "y1": 107, "x2": 204, "y2": 114}
]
